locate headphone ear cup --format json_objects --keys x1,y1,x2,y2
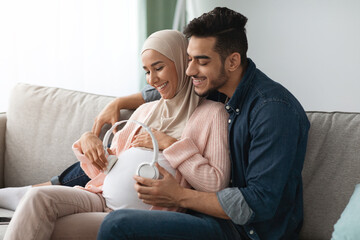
[{"x1": 136, "y1": 163, "x2": 159, "y2": 179}]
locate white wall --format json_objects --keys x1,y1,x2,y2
[
  {"x1": 0, "y1": 0, "x2": 140, "y2": 112},
  {"x1": 187, "y1": 0, "x2": 360, "y2": 112}
]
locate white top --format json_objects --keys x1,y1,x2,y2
[{"x1": 102, "y1": 147, "x2": 175, "y2": 210}]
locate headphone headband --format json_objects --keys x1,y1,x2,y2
[{"x1": 103, "y1": 120, "x2": 159, "y2": 166}]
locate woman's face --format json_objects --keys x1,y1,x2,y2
[{"x1": 142, "y1": 49, "x2": 178, "y2": 99}]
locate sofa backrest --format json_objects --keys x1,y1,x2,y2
[
  {"x1": 300, "y1": 112, "x2": 360, "y2": 239},
  {"x1": 4, "y1": 83, "x2": 133, "y2": 187},
  {"x1": 4, "y1": 84, "x2": 360, "y2": 239}
]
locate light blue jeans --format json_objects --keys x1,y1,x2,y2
[{"x1": 97, "y1": 209, "x2": 245, "y2": 240}]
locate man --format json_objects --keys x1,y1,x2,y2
[{"x1": 97, "y1": 7, "x2": 310, "y2": 240}]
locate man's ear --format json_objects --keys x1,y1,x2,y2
[{"x1": 225, "y1": 52, "x2": 241, "y2": 72}]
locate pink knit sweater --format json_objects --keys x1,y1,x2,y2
[{"x1": 72, "y1": 99, "x2": 230, "y2": 200}]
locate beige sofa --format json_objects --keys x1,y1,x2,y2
[{"x1": 1, "y1": 83, "x2": 360, "y2": 239}]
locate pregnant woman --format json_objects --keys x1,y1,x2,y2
[{"x1": 4, "y1": 29, "x2": 230, "y2": 240}]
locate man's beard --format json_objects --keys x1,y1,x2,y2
[{"x1": 194, "y1": 66, "x2": 228, "y2": 97}]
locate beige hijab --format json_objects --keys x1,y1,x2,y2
[{"x1": 141, "y1": 30, "x2": 201, "y2": 139}]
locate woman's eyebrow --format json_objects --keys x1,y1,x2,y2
[{"x1": 151, "y1": 61, "x2": 164, "y2": 67}]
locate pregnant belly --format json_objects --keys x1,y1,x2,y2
[{"x1": 102, "y1": 147, "x2": 175, "y2": 210}]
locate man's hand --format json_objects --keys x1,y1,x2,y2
[
  {"x1": 131, "y1": 129, "x2": 177, "y2": 150},
  {"x1": 134, "y1": 163, "x2": 183, "y2": 208},
  {"x1": 135, "y1": 164, "x2": 230, "y2": 220},
  {"x1": 79, "y1": 132, "x2": 108, "y2": 172},
  {"x1": 92, "y1": 99, "x2": 121, "y2": 137},
  {"x1": 92, "y1": 93, "x2": 146, "y2": 137}
]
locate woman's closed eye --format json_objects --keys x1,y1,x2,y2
[
  {"x1": 144, "y1": 66, "x2": 165, "y2": 75},
  {"x1": 155, "y1": 66, "x2": 164, "y2": 71}
]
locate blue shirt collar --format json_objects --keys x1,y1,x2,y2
[{"x1": 226, "y1": 58, "x2": 256, "y2": 114}]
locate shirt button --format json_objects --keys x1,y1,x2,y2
[
  {"x1": 228, "y1": 119, "x2": 231, "y2": 123},
  {"x1": 225, "y1": 105, "x2": 230, "y2": 110},
  {"x1": 236, "y1": 108, "x2": 240, "y2": 112},
  {"x1": 249, "y1": 230, "x2": 254, "y2": 235}
]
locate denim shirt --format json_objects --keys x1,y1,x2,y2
[
  {"x1": 141, "y1": 59, "x2": 310, "y2": 240},
  {"x1": 217, "y1": 59, "x2": 310, "y2": 240}
]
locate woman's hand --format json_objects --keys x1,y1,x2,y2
[
  {"x1": 131, "y1": 129, "x2": 177, "y2": 150},
  {"x1": 79, "y1": 132, "x2": 108, "y2": 172}
]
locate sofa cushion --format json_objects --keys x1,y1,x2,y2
[
  {"x1": 4, "y1": 83, "x2": 116, "y2": 187},
  {"x1": 300, "y1": 112, "x2": 360, "y2": 239}
]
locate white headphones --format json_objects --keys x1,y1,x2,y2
[{"x1": 102, "y1": 120, "x2": 160, "y2": 179}]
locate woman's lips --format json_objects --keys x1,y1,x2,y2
[{"x1": 156, "y1": 82, "x2": 168, "y2": 91}]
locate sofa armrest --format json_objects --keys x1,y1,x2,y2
[{"x1": 0, "y1": 113, "x2": 6, "y2": 188}]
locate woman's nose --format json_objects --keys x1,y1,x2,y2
[{"x1": 148, "y1": 72, "x2": 158, "y2": 86}]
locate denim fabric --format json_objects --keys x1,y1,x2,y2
[
  {"x1": 221, "y1": 59, "x2": 310, "y2": 240},
  {"x1": 56, "y1": 162, "x2": 91, "y2": 187},
  {"x1": 97, "y1": 209, "x2": 247, "y2": 240},
  {"x1": 141, "y1": 84, "x2": 161, "y2": 103}
]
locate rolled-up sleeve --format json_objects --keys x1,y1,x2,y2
[
  {"x1": 217, "y1": 187, "x2": 254, "y2": 225},
  {"x1": 141, "y1": 85, "x2": 161, "y2": 102}
]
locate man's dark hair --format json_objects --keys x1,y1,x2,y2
[{"x1": 183, "y1": 7, "x2": 248, "y2": 64}]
